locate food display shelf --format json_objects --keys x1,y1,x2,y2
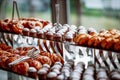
[{"x1": 0, "y1": 31, "x2": 120, "y2": 80}]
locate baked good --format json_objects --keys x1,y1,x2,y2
[
  {"x1": 45, "y1": 31, "x2": 54, "y2": 40},
  {"x1": 38, "y1": 69, "x2": 48, "y2": 80},
  {"x1": 42, "y1": 64, "x2": 50, "y2": 69},
  {"x1": 54, "y1": 32, "x2": 63, "y2": 41},
  {"x1": 57, "y1": 74, "x2": 65, "y2": 80},
  {"x1": 77, "y1": 34, "x2": 91, "y2": 46},
  {"x1": 64, "y1": 31, "x2": 75, "y2": 42},
  {"x1": 36, "y1": 56, "x2": 52, "y2": 66},
  {"x1": 88, "y1": 36, "x2": 104, "y2": 48},
  {"x1": 29, "y1": 29, "x2": 37, "y2": 37},
  {"x1": 37, "y1": 30, "x2": 45, "y2": 38},
  {"x1": 40, "y1": 51, "x2": 51, "y2": 57},
  {"x1": 12, "y1": 62, "x2": 29, "y2": 75},
  {"x1": 47, "y1": 72, "x2": 57, "y2": 80},
  {"x1": 26, "y1": 59, "x2": 42, "y2": 70},
  {"x1": 28, "y1": 67, "x2": 37, "y2": 78},
  {"x1": 22, "y1": 28, "x2": 30, "y2": 36},
  {"x1": 50, "y1": 54, "x2": 61, "y2": 65}
]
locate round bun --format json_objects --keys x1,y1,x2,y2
[
  {"x1": 36, "y1": 56, "x2": 52, "y2": 66},
  {"x1": 26, "y1": 59, "x2": 42, "y2": 70}
]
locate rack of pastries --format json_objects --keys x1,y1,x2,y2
[
  {"x1": 0, "y1": 18, "x2": 120, "y2": 52},
  {"x1": 0, "y1": 18, "x2": 120, "y2": 80},
  {"x1": 0, "y1": 43, "x2": 120, "y2": 80}
]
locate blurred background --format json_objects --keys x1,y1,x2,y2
[{"x1": 0, "y1": 0, "x2": 120, "y2": 30}]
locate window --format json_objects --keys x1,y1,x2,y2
[
  {"x1": 0, "y1": 0, "x2": 51, "y2": 21},
  {"x1": 69, "y1": 0, "x2": 120, "y2": 30}
]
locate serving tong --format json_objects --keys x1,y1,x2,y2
[
  {"x1": 9, "y1": 48, "x2": 40, "y2": 66},
  {"x1": 55, "y1": 4, "x2": 62, "y2": 32}
]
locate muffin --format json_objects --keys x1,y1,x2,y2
[
  {"x1": 47, "y1": 72, "x2": 57, "y2": 80},
  {"x1": 29, "y1": 29, "x2": 37, "y2": 37},
  {"x1": 38, "y1": 69, "x2": 48, "y2": 80},
  {"x1": 22, "y1": 28, "x2": 30, "y2": 36},
  {"x1": 28, "y1": 67, "x2": 37, "y2": 78},
  {"x1": 45, "y1": 31, "x2": 54, "y2": 40},
  {"x1": 64, "y1": 32, "x2": 74, "y2": 42},
  {"x1": 37, "y1": 30, "x2": 45, "y2": 39},
  {"x1": 57, "y1": 74, "x2": 65, "y2": 80},
  {"x1": 54, "y1": 32, "x2": 63, "y2": 42}
]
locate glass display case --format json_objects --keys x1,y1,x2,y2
[{"x1": 0, "y1": 31, "x2": 120, "y2": 80}]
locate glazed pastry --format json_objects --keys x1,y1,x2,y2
[
  {"x1": 114, "y1": 40, "x2": 120, "y2": 51},
  {"x1": 0, "y1": 44, "x2": 12, "y2": 50},
  {"x1": 88, "y1": 36, "x2": 103, "y2": 48},
  {"x1": 5, "y1": 56, "x2": 18, "y2": 69},
  {"x1": 78, "y1": 34, "x2": 91, "y2": 46},
  {"x1": 40, "y1": 51, "x2": 51, "y2": 58},
  {"x1": 12, "y1": 62, "x2": 29, "y2": 75},
  {"x1": 0, "y1": 56, "x2": 8, "y2": 69},
  {"x1": 36, "y1": 56, "x2": 52, "y2": 66},
  {"x1": 26, "y1": 59, "x2": 42, "y2": 70},
  {"x1": 50, "y1": 53, "x2": 61, "y2": 65},
  {"x1": 101, "y1": 38, "x2": 113, "y2": 49}
]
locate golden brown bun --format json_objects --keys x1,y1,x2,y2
[
  {"x1": 55, "y1": 54, "x2": 64, "y2": 64},
  {"x1": 36, "y1": 56, "x2": 52, "y2": 66},
  {"x1": 88, "y1": 36, "x2": 104, "y2": 48},
  {"x1": 40, "y1": 51, "x2": 51, "y2": 58},
  {"x1": 0, "y1": 44, "x2": 12, "y2": 50},
  {"x1": 78, "y1": 34, "x2": 91, "y2": 46},
  {"x1": 0, "y1": 56, "x2": 8, "y2": 68},
  {"x1": 50, "y1": 53, "x2": 61, "y2": 65},
  {"x1": 5, "y1": 56, "x2": 18, "y2": 69},
  {"x1": 114, "y1": 40, "x2": 120, "y2": 51},
  {"x1": 26, "y1": 59, "x2": 42, "y2": 70}
]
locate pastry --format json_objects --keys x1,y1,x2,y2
[
  {"x1": 28, "y1": 67, "x2": 37, "y2": 78},
  {"x1": 26, "y1": 59, "x2": 42, "y2": 70},
  {"x1": 22, "y1": 28, "x2": 30, "y2": 36},
  {"x1": 38, "y1": 68, "x2": 48, "y2": 80},
  {"x1": 47, "y1": 72, "x2": 57, "y2": 80},
  {"x1": 36, "y1": 56, "x2": 52, "y2": 66},
  {"x1": 29, "y1": 29, "x2": 37, "y2": 37},
  {"x1": 12, "y1": 62, "x2": 29, "y2": 75}
]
